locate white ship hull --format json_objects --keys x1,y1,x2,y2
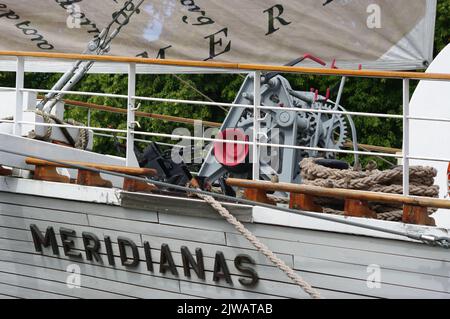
[{"x1": 0, "y1": 176, "x2": 449, "y2": 299}]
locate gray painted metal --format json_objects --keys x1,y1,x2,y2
[{"x1": 1, "y1": 187, "x2": 450, "y2": 299}]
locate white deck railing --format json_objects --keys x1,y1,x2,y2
[{"x1": 1, "y1": 51, "x2": 450, "y2": 196}]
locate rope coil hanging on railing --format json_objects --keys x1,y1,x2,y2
[{"x1": 2, "y1": 111, "x2": 89, "y2": 150}]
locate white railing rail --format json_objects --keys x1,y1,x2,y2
[{"x1": 1, "y1": 51, "x2": 450, "y2": 197}]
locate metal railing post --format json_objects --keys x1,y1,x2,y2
[
  {"x1": 126, "y1": 63, "x2": 136, "y2": 167},
  {"x1": 14, "y1": 56, "x2": 24, "y2": 136},
  {"x1": 252, "y1": 71, "x2": 261, "y2": 180},
  {"x1": 402, "y1": 78, "x2": 410, "y2": 196},
  {"x1": 87, "y1": 108, "x2": 91, "y2": 127}
]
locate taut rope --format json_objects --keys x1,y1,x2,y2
[{"x1": 196, "y1": 192, "x2": 322, "y2": 299}]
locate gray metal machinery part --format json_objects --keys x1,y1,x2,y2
[{"x1": 198, "y1": 72, "x2": 351, "y2": 186}]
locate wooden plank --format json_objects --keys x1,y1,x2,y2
[
  {"x1": 33, "y1": 166, "x2": 70, "y2": 183},
  {"x1": 0, "y1": 226, "x2": 31, "y2": 241},
  {"x1": 226, "y1": 178, "x2": 450, "y2": 210},
  {"x1": 403, "y1": 205, "x2": 435, "y2": 226},
  {"x1": 0, "y1": 250, "x2": 301, "y2": 299},
  {"x1": 159, "y1": 213, "x2": 238, "y2": 233},
  {"x1": 0, "y1": 251, "x2": 184, "y2": 297},
  {"x1": 0, "y1": 50, "x2": 239, "y2": 70},
  {"x1": 77, "y1": 170, "x2": 112, "y2": 188},
  {"x1": 120, "y1": 192, "x2": 253, "y2": 222},
  {"x1": 0, "y1": 229, "x2": 293, "y2": 272},
  {"x1": 294, "y1": 255, "x2": 450, "y2": 294},
  {"x1": 230, "y1": 218, "x2": 450, "y2": 263},
  {"x1": 1, "y1": 247, "x2": 308, "y2": 299},
  {"x1": 179, "y1": 281, "x2": 285, "y2": 299},
  {"x1": 0, "y1": 282, "x2": 75, "y2": 299},
  {"x1": 225, "y1": 233, "x2": 450, "y2": 278},
  {"x1": 26, "y1": 158, "x2": 157, "y2": 176},
  {"x1": 0, "y1": 271, "x2": 128, "y2": 299},
  {"x1": 237, "y1": 62, "x2": 450, "y2": 81},
  {"x1": 140, "y1": 234, "x2": 294, "y2": 268},
  {"x1": 243, "y1": 188, "x2": 273, "y2": 204},
  {"x1": 0, "y1": 192, "x2": 158, "y2": 223},
  {"x1": 1, "y1": 50, "x2": 450, "y2": 81},
  {"x1": 0, "y1": 177, "x2": 122, "y2": 206},
  {"x1": 88, "y1": 215, "x2": 227, "y2": 246},
  {"x1": 289, "y1": 193, "x2": 322, "y2": 212},
  {"x1": 0, "y1": 217, "x2": 143, "y2": 245},
  {"x1": 0, "y1": 230, "x2": 444, "y2": 297},
  {"x1": 1, "y1": 237, "x2": 371, "y2": 299},
  {"x1": 0, "y1": 202, "x2": 89, "y2": 225},
  {"x1": 0, "y1": 294, "x2": 19, "y2": 299},
  {"x1": 0, "y1": 240, "x2": 294, "y2": 298},
  {"x1": 63, "y1": 99, "x2": 222, "y2": 128},
  {"x1": 179, "y1": 281, "x2": 366, "y2": 299},
  {"x1": 0, "y1": 261, "x2": 189, "y2": 299},
  {"x1": 0, "y1": 227, "x2": 293, "y2": 270},
  {"x1": 344, "y1": 199, "x2": 377, "y2": 219}
]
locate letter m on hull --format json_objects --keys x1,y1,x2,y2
[{"x1": 30, "y1": 224, "x2": 59, "y2": 255}]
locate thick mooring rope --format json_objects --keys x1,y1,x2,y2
[
  {"x1": 300, "y1": 158, "x2": 438, "y2": 196},
  {"x1": 298, "y1": 158, "x2": 439, "y2": 220},
  {"x1": 196, "y1": 192, "x2": 322, "y2": 299}
]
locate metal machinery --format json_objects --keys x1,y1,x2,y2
[
  {"x1": 27, "y1": 0, "x2": 144, "y2": 150},
  {"x1": 198, "y1": 55, "x2": 357, "y2": 188},
  {"x1": 20, "y1": 0, "x2": 358, "y2": 192}
]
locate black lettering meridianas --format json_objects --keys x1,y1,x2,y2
[
  {"x1": 117, "y1": 236, "x2": 139, "y2": 267},
  {"x1": 143, "y1": 241, "x2": 154, "y2": 272},
  {"x1": 234, "y1": 254, "x2": 259, "y2": 287},
  {"x1": 104, "y1": 235, "x2": 115, "y2": 266},
  {"x1": 82, "y1": 232, "x2": 102, "y2": 263},
  {"x1": 30, "y1": 224, "x2": 59, "y2": 255},
  {"x1": 213, "y1": 251, "x2": 232, "y2": 284},
  {"x1": 159, "y1": 244, "x2": 178, "y2": 276},
  {"x1": 60, "y1": 228, "x2": 82, "y2": 258},
  {"x1": 181, "y1": 246, "x2": 205, "y2": 280}
]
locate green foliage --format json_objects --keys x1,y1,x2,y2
[
  {"x1": 435, "y1": 0, "x2": 450, "y2": 55},
  {"x1": 0, "y1": 3, "x2": 448, "y2": 166}
]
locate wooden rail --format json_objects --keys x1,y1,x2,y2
[
  {"x1": 63, "y1": 98, "x2": 397, "y2": 152},
  {"x1": 226, "y1": 178, "x2": 450, "y2": 209},
  {"x1": 226, "y1": 178, "x2": 448, "y2": 226},
  {"x1": 342, "y1": 142, "x2": 401, "y2": 154},
  {"x1": 25, "y1": 157, "x2": 157, "y2": 192},
  {"x1": 62, "y1": 98, "x2": 222, "y2": 128},
  {"x1": 1, "y1": 50, "x2": 450, "y2": 81}
]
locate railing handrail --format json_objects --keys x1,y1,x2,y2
[
  {"x1": 3, "y1": 50, "x2": 450, "y2": 200},
  {"x1": 1, "y1": 50, "x2": 450, "y2": 81},
  {"x1": 226, "y1": 178, "x2": 450, "y2": 210}
]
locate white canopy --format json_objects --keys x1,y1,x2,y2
[{"x1": 0, "y1": 0, "x2": 437, "y2": 73}]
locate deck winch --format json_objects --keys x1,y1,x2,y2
[{"x1": 199, "y1": 61, "x2": 352, "y2": 187}]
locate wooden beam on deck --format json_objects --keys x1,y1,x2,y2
[{"x1": 226, "y1": 178, "x2": 450, "y2": 210}]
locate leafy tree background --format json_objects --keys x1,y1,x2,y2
[{"x1": 0, "y1": 1, "x2": 449, "y2": 169}]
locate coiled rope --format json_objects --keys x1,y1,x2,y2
[
  {"x1": 196, "y1": 192, "x2": 322, "y2": 299},
  {"x1": 297, "y1": 158, "x2": 439, "y2": 220},
  {"x1": 2, "y1": 111, "x2": 89, "y2": 150}
]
